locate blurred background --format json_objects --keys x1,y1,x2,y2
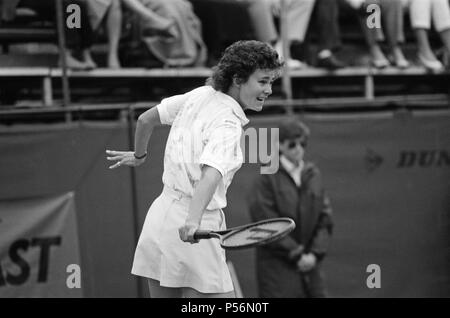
[{"x1": 0, "y1": 0, "x2": 449, "y2": 297}]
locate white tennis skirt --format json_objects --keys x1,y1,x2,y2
[{"x1": 131, "y1": 186, "x2": 234, "y2": 294}]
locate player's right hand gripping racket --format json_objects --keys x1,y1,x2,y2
[{"x1": 193, "y1": 217, "x2": 295, "y2": 250}]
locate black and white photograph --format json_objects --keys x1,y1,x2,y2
[{"x1": 0, "y1": 0, "x2": 449, "y2": 302}]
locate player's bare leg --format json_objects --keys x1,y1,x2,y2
[
  {"x1": 182, "y1": 287, "x2": 236, "y2": 298},
  {"x1": 147, "y1": 278, "x2": 182, "y2": 298}
]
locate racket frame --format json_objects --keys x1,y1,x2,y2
[{"x1": 194, "y1": 217, "x2": 295, "y2": 250}]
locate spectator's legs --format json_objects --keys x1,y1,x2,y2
[
  {"x1": 313, "y1": 0, "x2": 341, "y2": 54},
  {"x1": 65, "y1": 0, "x2": 95, "y2": 68},
  {"x1": 415, "y1": 29, "x2": 438, "y2": 60},
  {"x1": 380, "y1": 0, "x2": 405, "y2": 47},
  {"x1": 246, "y1": 0, "x2": 278, "y2": 43},
  {"x1": 431, "y1": 0, "x2": 450, "y2": 57},
  {"x1": 285, "y1": 0, "x2": 316, "y2": 43},
  {"x1": 439, "y1": 29, "x2": 450, "y2": 66},
  {"x1": 16, "y1": 0, "x2": 94, "y2": 69},
  {"x1": 122, "y1": 0, "x2": 175, "y2": 35},
  {"x1": 352, "y1": 0, "x2": 389, "y2": 68},
  {"x1": 379, "y1": 0, "x2": 409, "y2": 68},
  {"x1": 248, "y1": 0, "x2": 305, "y2": 68},
  {"x1": 82, "y1": 0, "x2": 122, "y2": 69},
  {"x1": 409, "y1": 0, "x2": 450, "y2": 68},
  {"x1": 311, "y1": 0, "x2": 345, "y2": 69},
  {"x1": 1, "y1": 0, "x2": 21, "y2": 22},
  {"x1": 409, "y1": 0, "x2": 443, "y2": 70},
  {"x1": 277, "y1": 0, "x2": 317, "y2": 68},
  {"x1": 364, "y1": 33, "x2": 389, "y2": 69},
  {"x1": 104, "y1": 0, "x2": 122, "y2": 68}
]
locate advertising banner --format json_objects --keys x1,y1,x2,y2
[{"x1": 0, "y1": 192, "x2": 82, "y2": 297}]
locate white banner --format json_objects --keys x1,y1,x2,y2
[{"x1": 0, "y1": 192, "x2": 82, "y2": 297}]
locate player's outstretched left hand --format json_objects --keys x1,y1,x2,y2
[{"x1": 106, "y1": 150, "x2": 146, "y2": 169}]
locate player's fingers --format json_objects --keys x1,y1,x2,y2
[
  {"x1": 178, "y1": 227, "x2": 198, "y2": 243},
  {"x1": 109, "y1": 161, "x2": 123, "y2": 169},
  {"x1": 106, "y1": 155, "x2": 123, "y2": 161},
  {"x1": 106, "y1": 150, "x2": 127, "y2": 155},
  {"x1": 187, "y1": 228, "x2": 199, "y2": 244},
  {"x1": 178, "y1": 227, "x2": 187, "y2": 242},
  {"x1": 180, "y1": 230, "x2": 193, "y2": 243}
]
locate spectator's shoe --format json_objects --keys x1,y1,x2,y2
[
  {"x1": 290, "y1": 40, "x2": 305, "y2": 62},
  {"x1": 317, "y1": 55, "x2": 346, "y2": 70},
  {"x1": 371, "y1": 58, "x2": 390, "y2": 69},
  {"x1": 167, "y1": 25, "x2": 179, "y2": 38},
  {"x1": 106, "y1": 54, "x2": 121, "y2": 69},
  {"x1": 156, "y1": 22, "x2": 178, "y2": 38},
  {"x1": 417, "y1": 54, "x2": 444, "y2": 72},
  {"x1": 286, "y1": 58, "x2": 307, "y2": 69},
  {"x1": 274, "y1": 40, "x2": 308, "y2": 69},
  {"x1": 83, "y1": 52, "x2": 98, "y2": 69},
  {"x1": 59, "y1": 54, "x2": 93, "y2": 70},
  {"x1": 388, "y1": 55, "x2": 410, "y2": 69},
  {"x1": 144, "y1": 19, "x2": 178, "y2": 38},
  {"x1": 436, "y1": 48, "x2": 449, "y2": 69}
]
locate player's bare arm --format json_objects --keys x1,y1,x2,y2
[
  {"x1": 179, "y1": 165, "x2": 222, "y2": 243},
  {"x1": 106, "y1": 106, "x2": 161, "y2": 169}
]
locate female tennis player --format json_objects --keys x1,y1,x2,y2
[{"x1": 106, "y1": 40, "x2": 283, "y2": 298}]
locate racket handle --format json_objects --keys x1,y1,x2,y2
[{"x1": 193, "y1": 230, "x2": 213, "y2": 240}]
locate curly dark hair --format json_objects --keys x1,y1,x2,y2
[{"x1": 206, "y1": 40, "x2": 284, "y2": 93}]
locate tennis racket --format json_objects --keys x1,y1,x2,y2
[{"x1": 193, "y1": 217, "x2": 295, "y2": 250}]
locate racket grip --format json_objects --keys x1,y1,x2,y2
[{"x1": 193, "y1": 230, "x2": 213, "y2": 240}]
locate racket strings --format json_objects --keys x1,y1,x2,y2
[{"x1": 221, "y1": 221, "x2": 293, "y2": 248}]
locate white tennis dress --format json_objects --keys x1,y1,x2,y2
[{"x1": 131, "y1": 86, "x2": 249, "y2": 293}]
